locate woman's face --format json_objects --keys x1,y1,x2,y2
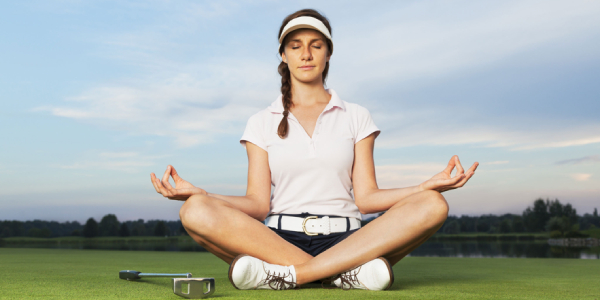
[{"x1": 281, "y1": 29, "x2": 331, "y2": 85}]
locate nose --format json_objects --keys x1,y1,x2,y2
[{"x1": 300, "y1": 45, "x2": 312, "y2": 61}]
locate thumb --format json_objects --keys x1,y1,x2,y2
[{"x1": 441, "y1": 174, "x2": 464, "y2": 186}]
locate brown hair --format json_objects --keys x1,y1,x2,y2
[{"x1": 277, "y1": 9, "x2": 333, "y2": 138}]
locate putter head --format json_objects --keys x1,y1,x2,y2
[
  {"x1": 119, "y1": 270, "x2": 142, "y2": 280},
  {"x1": 172, "y1": 278, "x2": 215, "y2": 299}
]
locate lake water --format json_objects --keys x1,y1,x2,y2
[
  {"x1": 408, "y1": 241, "x2": 599, "y2": 259},
  {"x1": 2, "y1": 239, "x2": 598, "y2": 259}
]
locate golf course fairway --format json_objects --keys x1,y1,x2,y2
[{"x1": 1, "y1": 248, "x2": 597, "y2": 299}]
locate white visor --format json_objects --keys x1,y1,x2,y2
[{"x1": 278, "y1": 16, "x2": 333, "y2": 53}]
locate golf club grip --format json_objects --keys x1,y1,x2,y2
[{"x1": 139, "y1": 273, "x2": 192, "y2": 278}]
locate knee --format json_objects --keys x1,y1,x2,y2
[
  {"x1": 418, "y1": 190, "x2": 449, "y2": 228},
  {"x1": 179, "y1": 194, "x2": 217, "y2": 234}
]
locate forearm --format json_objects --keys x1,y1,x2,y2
[
  {"x1": 355, "y1": 185, "x2": 424, "y2": 214},
  {"x1": 206, "y1": 192, "x2": 269, "y2": 221}
]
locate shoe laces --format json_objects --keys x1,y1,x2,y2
[
  {"x1": 334, "y1": 266, "x2": 362, "y2": 290},
  {"x1": 258, "y1": 268, "x2": 296, "y2": 290}
]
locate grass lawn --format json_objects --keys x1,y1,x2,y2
[{"x1": 1, "y1": 248, "x2": 598, "y2": 299}]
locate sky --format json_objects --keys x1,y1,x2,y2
[{"x1": 1, "y1": 0, "x2": 599, "y2": 223}]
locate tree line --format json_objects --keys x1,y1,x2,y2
[
  {"x1": 439, "y1": 198, "x2": 599, "y2": 237},
  {"x1": 0, "y1": 214, "x2": 187, "y2": 238},
  {"x1": 1, "y1": 198, "x2": 598, "y2": 238}
]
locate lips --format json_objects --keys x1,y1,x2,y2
[{"x1": 299, "y1": 66, "x2": 315, "y2": 70}]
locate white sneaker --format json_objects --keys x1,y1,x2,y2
[
  {"x1": 332, "y1": 257, "x2": 394, "y2": 290},
  {"x1": 228, "y1": 254, "x2": 297, "y2": 290}
]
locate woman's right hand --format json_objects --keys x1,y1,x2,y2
[{"x1": 151, "y1": 165, "x2": 207, "y2": 200}]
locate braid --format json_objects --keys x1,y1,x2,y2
[{"x1": 277, "y1": 61, "x2": 292, "y2": 138}]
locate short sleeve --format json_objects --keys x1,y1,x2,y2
[
  {"x1": 240, "y1": 112, "x2": 268, "y2": 151},
  {"x1": 355, "y1": 105, "x2": 380, "y2": 144}
]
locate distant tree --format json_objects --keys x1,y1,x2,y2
[
  {"x1": 548, "y1": 199, "x2": 564, "y2": 218},
  {"x1": 545, "y1": 217, "x2": 565, "y2": 233},
  {"x1": 512, "y1": 216, "x2": 525, "y2": 233},
  {"x1": 476, "y1": 221, "x2": 490, "y2": 233},
  {"x1": 562, "y1": 204, "x2": 578, "y2": 229},
  {"x1": 179, "y1": 224, "x2": 188, "y2": 236},
  {"x1": 71, "y1": 229, "x2": 80, "y2": 236},
  {"x1": 523, "y1": 198, "x2": 550, "y2": 232},
  {"x1": 99, "y1": 214, "x2": 120, "y2": 236},
  {"x1": 118, "y1": 223, "x2": 130, "y2": 237},
  {"x1": 594, "y1": 208, "x2": 598, "y2": 218},
  {"x1": 28, "y1": 228, "x2": 51, "y2": 238},
  {"x1": 83, "y1": 218, "x2": 99, "y2": 238},
  {"x1": 444, "y1": 220, "x2": 460, "y2": 234},
  {"x1": 499, "y1": 219, "x2": 512, "y2": 233},
  {"x1": 1, "y1": 227, "x2": 10, "y2": 238},
  {"x1": 154, "y1": 221, "x2": 168, "y2": 236}
]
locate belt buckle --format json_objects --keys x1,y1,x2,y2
[{"x1": 302, "y1": 216, "x2": 318, "y2": 236}]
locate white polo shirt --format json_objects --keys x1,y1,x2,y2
[{"x1": 240, "y1": 89, "x2": 380, "y2": 220}]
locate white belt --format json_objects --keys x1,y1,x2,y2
[{"x1": 265, "y1": 215, "x2": 361, "y2": 236}]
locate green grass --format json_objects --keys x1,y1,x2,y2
[{"x1": 1, "y1": 248, "x2": 599, "y2": 299}]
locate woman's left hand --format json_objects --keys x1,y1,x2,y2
[{"x1": 419, "y1": 155, "x2": 478, "y2": 193}]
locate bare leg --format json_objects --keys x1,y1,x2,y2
[
  {"x1": 180, "y1": 194, "x2": 313, "y2": 265},
  {"x1": 293, "y1": 190, "x2": 448, "y2": 285}
]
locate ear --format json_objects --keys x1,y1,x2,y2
[{"x1": 281, "y1": 52, "x2": 287, "y2": 64}]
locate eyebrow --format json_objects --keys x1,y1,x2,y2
[{"x1": 289, "y1": 38, "x2": 324, "y2": 43}]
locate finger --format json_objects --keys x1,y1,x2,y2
[
  {"x1": 150, "y1": 173, "x2": 161, "y2": 193},
  {"x1": 438, "y1": 174, "x2": 465, "y2": 187},
  {"x1": 170, "y1": 166, "x2": 182, "y2": 182},
  {"x1": 466, "y1": 162, "x2": 479, "y2": 175},
  {"x1": 453, "y1": 172, "x2": 475, "y2": 188},
  {"x1": 444, "y1": 156, "x2": 457, "y2": 173},
  {"x1": 161, "y1": 165, "x2": 175, "y2": 190},
  {"x1": 456, "y1": 162, "x2": 479, "y2": 186},
  {"x1": 455, "y1": 156, "x2": 465, "y2": 176},
  {"x1": 154, "y1": 176, "x2": 171, "y2": 197}
]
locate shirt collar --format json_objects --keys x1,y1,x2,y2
[{"x1": 268, "y1": 89, "x2": 346, "y2": 114}]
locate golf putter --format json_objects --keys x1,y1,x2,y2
[{"x1": 119, "y1": 270, "x2": 215, "y2": 299}]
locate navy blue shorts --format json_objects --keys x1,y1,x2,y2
[{"x1": 268, "y1": 214, "x2": 359, "y2": 257}]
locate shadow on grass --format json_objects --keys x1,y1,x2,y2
[{"x1": 120, "y1": 279, "x2": 225, "y2": 298}]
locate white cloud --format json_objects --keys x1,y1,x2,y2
[
  {"x1": 59, "y1": 152, "x2": 170, "y2": 173},
  {"x1": 570, "y1": 173, "x2": 592, "y2": 181},
  {"x1": 37, "y1": 0, "x2": 600, "y2": 151},
  {"x1": 556, "y1": 155, "x2": 600, "y2": 165},
  {"x1": 37, "y1": 61, "x2": 278, "y2": 147},
  {"x1": 484, "y1": 161, "x2": 509, "y2": 165},
  {"x1": 331, "y1": 0, "x2": 600, "y2": 89},
  {"x1": 373, "y1": 113, "x2": 600, "y2": 150}
]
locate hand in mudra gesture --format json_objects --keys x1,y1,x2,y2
[
  {"x1": 419, "y1": 155, "x2": 479, "y2": 193},
  {"x1": 151, "y1": 165, "x2": 207, "y2": 200}
]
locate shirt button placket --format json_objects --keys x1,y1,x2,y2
[{"x1": 309, "y1": 118, "x2": 321, "y2": 157}]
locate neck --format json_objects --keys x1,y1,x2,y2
[{"x1": 289, "y1": 77, "x2": 331, "y2": 107}]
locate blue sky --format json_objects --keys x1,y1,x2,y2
[{"x1": 1, "y1": 0, "x2": 599, "y2": 223}]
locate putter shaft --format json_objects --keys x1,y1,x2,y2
[
  {"x1": 139, "y1": 273, "x2": 192, "y2": 278},
  {"x1": 119, "y1": 270, "x2": 192, "y2": 280}
]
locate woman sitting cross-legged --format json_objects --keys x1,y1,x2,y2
[{"x1": 151, "y1": 8, "x2": 478, "y2": 291}]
